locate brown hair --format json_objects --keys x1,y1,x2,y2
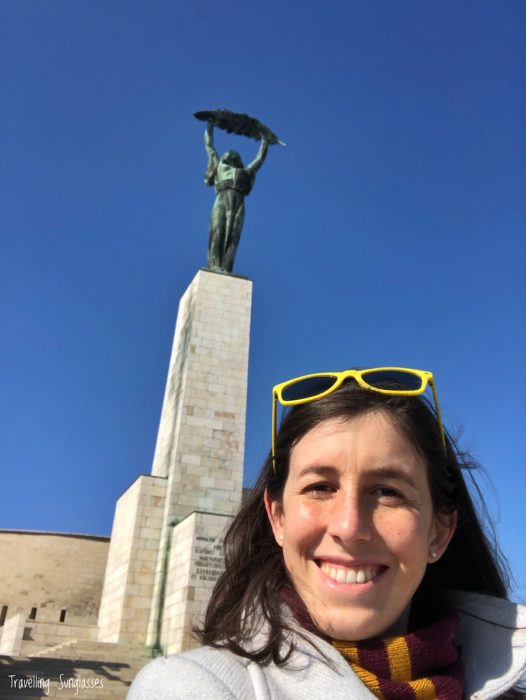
[{"x1": 198, "y1": 381, "x2": 514, "y2": 668}]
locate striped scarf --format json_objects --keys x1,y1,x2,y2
[
  {"x1": 280, "y1": 587, "x2": 464, "y2": 699},
  {"x1": 332, "y1": 614, "x2": 464, "y2": 699}
]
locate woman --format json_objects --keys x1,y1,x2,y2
[{"x1": 129, "y1": 367, "x2": 526, "y2": 699}]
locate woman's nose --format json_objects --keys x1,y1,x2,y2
[{"x1": 326, "y1": 493, "x2": 374, "y2": 545}]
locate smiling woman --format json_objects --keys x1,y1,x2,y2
[
  {"x1": 264, "y1": 412, "x2": 456, "y2": 644},
  {"x1": 129, "y1": 370, "x2": 526, "y2": 700}
]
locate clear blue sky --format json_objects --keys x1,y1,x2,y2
[{"x1": 2, "y1": 1, "x2": 525, "y2": 599}]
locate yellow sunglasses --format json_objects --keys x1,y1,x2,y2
[{"x1": 271, "y1": 367, "x2": 446, "y2": 471}]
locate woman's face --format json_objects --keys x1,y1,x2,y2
[{"x1": 265, "y1": 411, "x2": 455, "y2": 641}]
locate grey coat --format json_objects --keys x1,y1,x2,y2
[{"x1": 128, "y1": 592, "x2": 526, "y2": 700}]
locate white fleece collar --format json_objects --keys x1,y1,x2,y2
[{"x1": 447, "y1": 591, "x2": 526, "y2": 699}]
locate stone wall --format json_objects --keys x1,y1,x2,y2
[
  {"x1": 19, "y1": 607, "x2": 99, "y2": 656},
  {"x1": 0, "y1": 530, "x2": 109, "y2": 622}
]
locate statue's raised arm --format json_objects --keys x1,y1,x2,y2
[
  {"x1": 194, "y1": 109, "x2": 284, "y2": 274},
  {"x1": 204, "y1": 123, "x2": 219, "y2": 186},
  {"x1": 246, "y1": 137, "x2": 269, "y2": 176},
  {"x1": 204, "y1": 122, "x2": 218, "y2": 160}
]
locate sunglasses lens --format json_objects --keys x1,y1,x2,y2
[
  {"x1": 281, "y1": 375, "x2": 338, "y2": 402},
  {"x1": 361, "y1": 370, "x2": 423, "y2": 392}
]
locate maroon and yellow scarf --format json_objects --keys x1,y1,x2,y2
[
  {"x1": 333, "y1": 614, "x2": 463, "y2": 699},
  {"x1": 281, "y1": 587, "x2": 464, "y2": 700}
]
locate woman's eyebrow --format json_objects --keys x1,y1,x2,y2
[
  {"x1": 297, "y1": 465, "x2": 340, "y2": 479},
  {"x1": 366, "y1": 467, "x2": 417, "y2": 490}
]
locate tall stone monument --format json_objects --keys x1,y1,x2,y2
[
  {"x1": 147, "y1": 268, "x2": 252, "y2": 652},
  {"x1": 98, "y1": 110, "x2": 282, "y2": 655},
  {"x1": 98, "y1": 270, "x2": 251, "y2": 653}
]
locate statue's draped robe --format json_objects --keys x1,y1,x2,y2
[
  {"x1": 208, "y1": 162, "x2": 253, "y2": 273},
  {"x1": 205, "y1": 136, "x2": 268, "y2": 273}
]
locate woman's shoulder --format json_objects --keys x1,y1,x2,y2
[
  {"x1": 127, "y1": 646, "x2": 253, "y2": 700},
  {"x1": 449, "y1": 591, "x2": 526, "y2": 699},
  {"x1": 127, "y1": 633, "x2": 375, "y2": 700},
  {"x1": 450, "y1": 590, "x2": 526, "y2": 625}
]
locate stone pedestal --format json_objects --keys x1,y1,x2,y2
[
  {"x1": 0, "y1": 611, "x2": 25, "y2": 655},
  {"x1": 99, "y1": 269, "x2": 252, "y2": 654},
  {"x1": 151, "y1": 269, "x2": 251, "y2": 518},
  {"x1": 147, "y1": 269, "x2": 252, "y2": 652},
  {"x1": 97, "y1": 475, "x2": 166, "y2": 644},
  {"x1": 161, "y1": 512, "x2": 231, "y2": 654}
]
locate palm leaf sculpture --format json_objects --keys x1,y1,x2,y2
[{"x1": 194, "y1": 109, "x2": 286, "y2": 146}]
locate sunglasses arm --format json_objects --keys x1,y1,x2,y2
[
  {"x1": 271, "y1": 393, "x2": 277, "y2": 473},
  {"x1": 430, "y1": 380, "x2": 447, "y2": 451}
]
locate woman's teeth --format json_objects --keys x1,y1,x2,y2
[{"x1": 320, "y1": 562, "x2": 380, "y2": 584}]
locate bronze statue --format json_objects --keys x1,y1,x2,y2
[{"x1": 194, "y1": 110, "x2": 284, "y2": 274}]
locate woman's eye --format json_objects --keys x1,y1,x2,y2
[
  {"x1": 372, "y1": 486, "x2": 404, "y2": 503},
  {"x1": 304, "y1": 482, "x2": 335, "y2": 497}
]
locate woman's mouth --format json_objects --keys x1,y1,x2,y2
[{"x1": 318, "y1": 561, "x2": 385, "y2": 585}]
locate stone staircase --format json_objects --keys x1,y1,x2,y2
[{"x1": 0, "y1": 640, "x2": 153, "y2": 699}]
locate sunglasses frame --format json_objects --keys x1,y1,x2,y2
[{"x1": 271, "y1": 367, "x2": 446, "y2": 472}]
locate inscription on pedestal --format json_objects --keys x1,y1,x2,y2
[{"x1": 192, "y1": 535, "x2": 223, "y2": 583}]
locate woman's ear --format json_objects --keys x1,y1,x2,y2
[
  {"x1": 264, "y1": 489, "x2": 284, "y2": 546},
  {"x1": 428, "y1": 510, "x2": 458, "y2": 563}
]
